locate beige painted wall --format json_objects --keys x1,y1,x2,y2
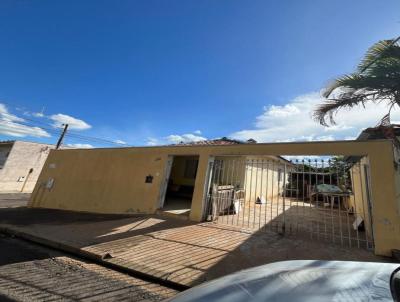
[
  {"x1": 348, "y1": 157, "x2": 373, "y2": 241},
  {"x1": 212, "y1": 155, "x2": 288, "y2": 203},
  {"x1": 0, "y1": 141, "x2": 53, "y2": 193},
  {"x1": 30, "y1": 149, "x2": 167, "y2": 214},
  {"x1": 243, "y1": 157, "x2": 291, "y2": 203},
  {"x1": 393, "y1": 146, "x2": 400, "y2": 217},
  {"x1": 29, "y1": 140, "x2": 400, "y2": 256}
]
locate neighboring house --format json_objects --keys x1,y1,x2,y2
[{"x1": 0, "y1": 141, "x2": 55, "y2": 193}]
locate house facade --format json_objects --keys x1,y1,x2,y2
[
  {"x1": 29, "y1": 139, "x2": 400, "y2": 257},
  {"x1": 0, "y1": 140, "x2": 54, "y2": 193}
]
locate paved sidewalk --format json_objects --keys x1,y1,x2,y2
[
  {"x1": 0, "y1": 193, "x2": 30, "y2": 208},
  {"x1": 0, "y1": 235, "x2": 178, "y2": 301},
  {"x1": 0, "y1": 207, "x2": 389, "y2": 287}
]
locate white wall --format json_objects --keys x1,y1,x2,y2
[
  {"x1": 0, "y1": 141, "x2": 54, "y2": 193},
  {"x1": 212, "y1": 155, "x2": 290, "y2": 203}
]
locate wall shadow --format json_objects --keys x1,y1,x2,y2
[
  {"x1": 0, "y1": 205, "x2": 388, "y2": 288},
  {"x1": 190, "y1": 205, "x2": 387, "y2": 285}
]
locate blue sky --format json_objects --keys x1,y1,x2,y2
[{"x1": 0, "y1": 0, "x2": 399, "y2": 147}]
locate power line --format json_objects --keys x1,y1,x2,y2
[
  {"x1": 0, "y1": 101, "x2": 131, "y2": 147},
  {"x1": 0, "y1": 119, "x2": 130, "y2": 147},
  {"x1": 64, "y1": 132, "x2": 129, "y2": 146},
  {"x1": 0, "y1": 119, "x2": 62, "y2": 137},
  {"x1": 0, "y1": 100, "x2": 54, "y2": 127},
  {"x1": 60, "y1": 136, "x2": 124, "y2": 148}
]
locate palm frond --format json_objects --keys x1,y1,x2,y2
[
  {"x1": 357, "y1": 38, "x2": 400, "y2": 73},
  {"x1": 316, "y1": 37, "x2": 400, "y2": 126},
  {"x1": 323, "y1": 74, "x2": 383, "y2": 98},
  {"x1": 314, "y1": 96, "x2": 368, "y2": 126}
]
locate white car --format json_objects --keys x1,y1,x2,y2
[{"x1": 167, "y1": 260, "x2": 400, "y2": 302}]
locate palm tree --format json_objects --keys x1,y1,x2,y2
[{"x1": 314, "y1": 37, "x2": 400, "y2": 126}]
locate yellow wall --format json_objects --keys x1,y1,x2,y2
[
  {"x1": 348, "y1": 157, "x2": 373, "y2": 241},
  {"x1": 30, "y1": 150, "x2": 166, "y2": 214},
  {"x1": 393, "y1": 146, "x2": 400, "y2": 217},
  {"x1": 29, "y1": 140, "x2": 400, "y2": 256}
]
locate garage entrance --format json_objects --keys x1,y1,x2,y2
[
  {"x1": 204, "y1": 155, "x2": 374, "y2": 250},
  {"x1": 160, "y1": 155, "x2": 199, "y2": 217}
]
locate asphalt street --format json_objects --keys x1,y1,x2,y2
[{"x1": 0, "y1": 234, "x2": 178, "y2": 301}]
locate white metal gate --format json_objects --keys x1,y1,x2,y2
[{"x1": 204, "y1": 156, "x2": 374, "y2": 250}]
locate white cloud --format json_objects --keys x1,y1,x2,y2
[
  {"x1": 66, "y1": 143, "x2": 94, "y2": 149},
  {"x1": 146, "y1": 137, "x2": 160, "y2": 146},
  {"x1": 315, "y1": 135, "x2": 335, "y2": 141},
  {"x1": 32, "y1": 112, "x2": 44, "y2": 118},
  {"x1": 165, "y1": 133, "x2": 207, "y2": 144},
  {"x1": 114, "y1": 139, "x2": 127, "y2": 145},
  {"x1": 231, "y1": 91, "x2": 400, "y2": 142},
  {"x1": 0, "y1": 104, "x2": 50, "y2": 138},
  {"x1": 50, "y1": 113, "x2": 91, "y2": 130},
  {"x1": 194, "y1": 130, "x2": 202, "y2": 135},
  {"x1": 0, "y1": 104, "x2": 24, "y2": 123},
  {"x1": 22, "y1": 109, "x2": 45, "y2": 118},
  {"x1": 146, "y1": 132, "x2": 207, "y2": 146},
  {"x1": 266, "y1": 104, "x2": 300, "y2": 118}
]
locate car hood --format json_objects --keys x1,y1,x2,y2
[{"x1": 168, "y1": 260, "x2": 399, "y2": 302}]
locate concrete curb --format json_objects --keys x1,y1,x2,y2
[{"x1": 0, "y1": 226, "x2": 189, "y2": 292}]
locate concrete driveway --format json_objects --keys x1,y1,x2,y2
[{"x1": 0, "y1": 206, "x2": 389, "y2": 288}]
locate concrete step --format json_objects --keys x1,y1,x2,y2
[{"x1": 155, "y1": 210, "x2": 191, "y2": 221}]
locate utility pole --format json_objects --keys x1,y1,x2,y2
[{"x1": 56, "y1": 124, "x2": 69, "y2": 149}]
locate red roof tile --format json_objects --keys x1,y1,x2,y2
[{"x1": 173, "y1": 137, "x2": 256, "y2": 146}]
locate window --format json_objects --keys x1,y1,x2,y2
[
  {"x1": 184, "y1": 159, "x2": 199, "y2": 179},
  {"x1": 0, "y1": 151, "x2": 10, "y2": 169}
]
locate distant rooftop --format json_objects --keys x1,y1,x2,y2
[
  {"x1": 346, "y1": 124, "x2": 400, "y2": 164},
  {"x1": 357, "y1": 124, "x2": 400, "y2": 141},
  {"x1": 173, "y1": 137, "x2": 257, "y2": 146}
]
